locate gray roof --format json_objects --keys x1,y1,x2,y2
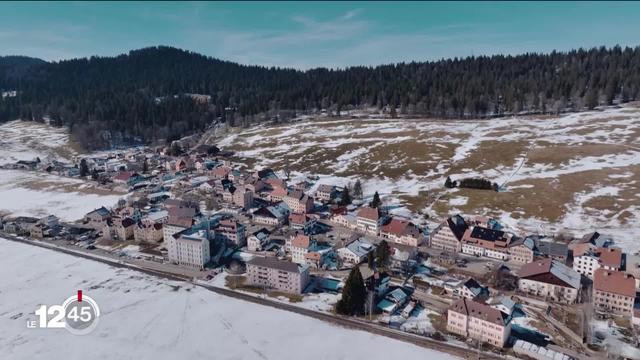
[{"x1": 247, "y1": 257, "x2": 302, "y2": 273}]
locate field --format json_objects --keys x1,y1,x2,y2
[
  {"x1": 0, "y1": 120, "x2": 124, "y2": 222},
  {"x1": 0, "y1": 238, "x2": 457, "y2": 360},
  {"x1": 213, "y1": 105, "x2": 640, "y2": 254}
]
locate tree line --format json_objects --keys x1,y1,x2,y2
[{"x1": 1, "y1": 45, "x2": 640, "y2": 149}]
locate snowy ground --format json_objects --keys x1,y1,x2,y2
[
  {"x1": 213, "y1": 106, "x2": 640, "y2": 254},
  {"x1": 0, "y1": 239, "x2": 458, "y2": 360},
  {"x1": 0, "y1": 170, "x2": 125, "y2": 221},
  {"x1": 0, "y1": 120, "x2": 79, "y2": 165}
]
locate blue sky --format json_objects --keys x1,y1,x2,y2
[{"x1": 1, "y1": 1, "x2": 639, "y2": 69}]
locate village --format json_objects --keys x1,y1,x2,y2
[{"x1": 1, "y1": 140, "x2": 640, "y2": 360}]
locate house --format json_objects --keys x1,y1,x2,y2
[
  {"x1": 388, "y1": 242, "x2": 418, "y2": 270},
  {"x1": 84, "y1": 207, "x2": 111, "y2": 229},
  {"x1": 429, "y1": 215, "x2": 468, "y2": 253},
  {"x1": 211, "y1": 166, "x2": 231, "y2": 179},
  {"x1": 592, "y1": 269, "x2": 636, "y2": 317},
  {"x1": 30, "y1": 223, "x2": 46, "y2": 238},
  {"x1": 113, "y1": 171, "x2": 137, "y2": 185},
  {"x1": 568, "y1": 231, "x2": 613, "y2": 255},
  {"x1": 315, "y1": 184, "x2": 336, "y2": 202},
  {"x1": 337, "y1": 238, "x2": 375, "y2": 266},
  {"x1": 377, "y1": 288, "x2": 409, "y2": 314},
  {"x1": 573, "y1": 247, "x2": 623, "y2": 279},
  {"x1": 247, "y1": 228, "x2": 271, "y2": 252},
  {"x1": 245, "y1": 257, "x2": 310, "y2": 294},
  {"x1": 362, "y1": 267, "x2": 391, "y2": 298},
  {"x1": 535, "y1": 240, "x2": 569, "y2": 263},
  {"x1": 252, "y1": 205, "x2": 289, "y2": 227},
  {"x1": 39, "y1": 215, "x2": 59, "y2": 228},
  {"x1": 289, "y1": 213, "x2": 317, "y2": 233},
  {"x1": 215, "y1": 219, "x2": 246, "y2": 247},
  {"x1": 380, "y1": 218, "x2": 423, "y2": 247},
  {"x1": 290, "y1": 234, "x2": 312, "y2": 264},
  {"x1": 171, "y1": 229, "x2": 211, "y2": 269},
  {"x1": 486, "y1": 297, "x2": 517, "y2": 316},
  {"x1": 508, "y1": 237, "x2": 536, "y2": 264},
  {"x1": 232, "y1": 186, "x2": 254, "y2": 210},
  {"x1": 518, "y1": 259, "x2": 581, "y2": 304},
  {"x1": 356, "y1": 206, "x2": 383, "y2": 236},
  {"x1": 329, "y1": 213, "x2": 358, "y2": 230},
  {"x1": 266, "y1": 186, "x2": 288, "y2": 203},
  {"x1": 133, "y1": 220, "x2": 163, "y2": 243},
  {"x1": 447, "y1": 298, "x2": 512, "y2": 348},
  {"x1": 447, "y1": 278, "x2": 489, "y2": 301},
  {"x1": 283, "y1": 190, "x2": 314, "y2": 214},
  {"x1": 114, "y1": 217, "x2": 135, "y2": 240},
  {"x1": 461, "y1": 226, "x2": 513, "y2": 260}
]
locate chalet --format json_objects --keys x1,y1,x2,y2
[
  {"x1": 337, "y1": 238, "x2": 375, "y2": 266},
  {"x1": 377, "y1": 288, "x2": 409, "y2": 314},
  {"x1": 380, "y1": 218, "x2": 423, "y2": 246},
  {"x1": 429, "y1": 215, "x2": 468, "y2": 253},
  {"x1": 446, "y1": 278, "x2": 489, "y2": 301},
  {"x1": 388, "y1": 242, "x2": 419, "y2": 270},
  {"x1": 113, "y1": 171, "x2": 138, "y2": 185},
  {"x1": 518, "y1": 259, "x2": 581, "y2": 304},
  {"x1": 507, "y1": 236, "x2": 536, "y2": 264}
]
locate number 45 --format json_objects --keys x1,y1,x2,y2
[{"x1": 67, "y1": 306, "x2": 92, "y2": 322}]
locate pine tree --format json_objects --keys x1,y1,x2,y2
[
  {"x1": 340, "y1": 187, "x2": 352, "y2": 206},
  {"x1": 336, "y1": 267, "x2": 367, "y2": 315},
  {"x1": 369, "y1": 191, "x2": 381, "y2": 208},
  {"x1": 376, "y1": 240, "x2": 390, "y2": 269},
  {"x1": 79, "y1": 159, "x2": 89, "y2": 177},
  {"x1": 444, "y1": 176, "x2": 454, "y2": 188},
  {"x1": 142, "y1": 158, "x2": 149, "y2": 174},
  {"x1": 367, "y1": 251, "x2": 375, "y2": 269},
  {"x1": 353, "y1": 179, "x2": 363, "y2": 199}
]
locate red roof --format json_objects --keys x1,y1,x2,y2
[
  {"x1": 289, "y1": 213, "x2": 307, "y2": 224},
  {"x1": 381, "y1": 218, "x2": 419, "y2": 238},
  {"x1": 291, "y1": 234, "x2": 310, "y2": 248},
  {"x1": 593, "y1": 269, "x2": 636, "y2": 298},
  {"x1": 357, "y1": 206, "x2": 380, "y2": 221},
  {"x1": 596, "y1": 247, "x2": 623, "y2": 268},
  {"x1": 114, "y1": 171, "x2": 135, "y2": 182}
]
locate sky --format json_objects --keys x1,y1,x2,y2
[{"x1": 1, "y1": 1, "x2": 639, "y2": 69}]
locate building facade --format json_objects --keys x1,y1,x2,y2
[
  {"x1": 592, "y1": 269, "x2": 636, "y2": 317},
  {"x1": 245, "y1": 257, "x2": 310, "y2": 294},
  {"x1": 447, "y1": 298, "x2": 511, "y2": 348}
]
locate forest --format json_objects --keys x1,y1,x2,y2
[{"x1": 1, "y1": 45, "x2": 639, "y2": 149}]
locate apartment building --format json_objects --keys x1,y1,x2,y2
[
  {"x1": 429, "y1": 215, "x2": 468, "y2": 253},
  {"x1": 172, "y1": 230, "x2": 211, "y2": 269},
  {"x1": 356, "y1": 206, "x2": 383, "y2": 236},
  {"x1": 593, "y1": 269, "x2": 636, "y2": 317},
  {"x1": 518, "y1": 259, "x2": 581, "y2": 304},
  {"x1": 447, "y1": 298, "x2": 512, "y2": 348},
  {"x1": 461, "y1": 226, "x2": 512, "y2": 260},
  {"x1": 283, "y1": 190, "x2": 314, "y2": 214},
  {"x1": 507, "y1": 237, "x2": 536, "y2": 264},
  {"x1": 215, "y1": 219, "x2": 246, "y2": 247},
  {"x1": 245, "y1": 257, "x2": 310, "y2": 294},
  {"x1": 573, "y1": 247, "x2": 623, "y2": 279}
]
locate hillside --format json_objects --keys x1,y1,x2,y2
[{"x1": 1, "y1": 45, "x2": 640, "y2": 149}]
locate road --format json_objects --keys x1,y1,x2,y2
[{"x1": 1, "y1": 232, "x2": 505, "y2": 360}]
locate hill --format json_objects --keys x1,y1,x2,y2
[{"x1": 1, "y1": 45, "x2": 640, "y2": 149}]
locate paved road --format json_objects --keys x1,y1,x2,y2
[{"x1": 1, "y1": 233, "x2": 505, "y2": 360}]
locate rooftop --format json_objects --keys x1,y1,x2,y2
[
  {"x1": 593, "y1": 269, "x2": 635, "y2": 298},
  {"x1": 247, "y1": 257, "x2": 304, "y2": 273}
]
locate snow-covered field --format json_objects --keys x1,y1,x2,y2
[
  {"x1": 0, "y1": 170, "x2": 124, "y2": 221},
  {"x1": 213, "y1": 106, "x2": 640, "y2": 254},
  {"x1": 0, "y1": 239, "x2": 458, "y2": 360},
  {"x1": 0, "y1": 120, "x2": 78, "y2": 165}
]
